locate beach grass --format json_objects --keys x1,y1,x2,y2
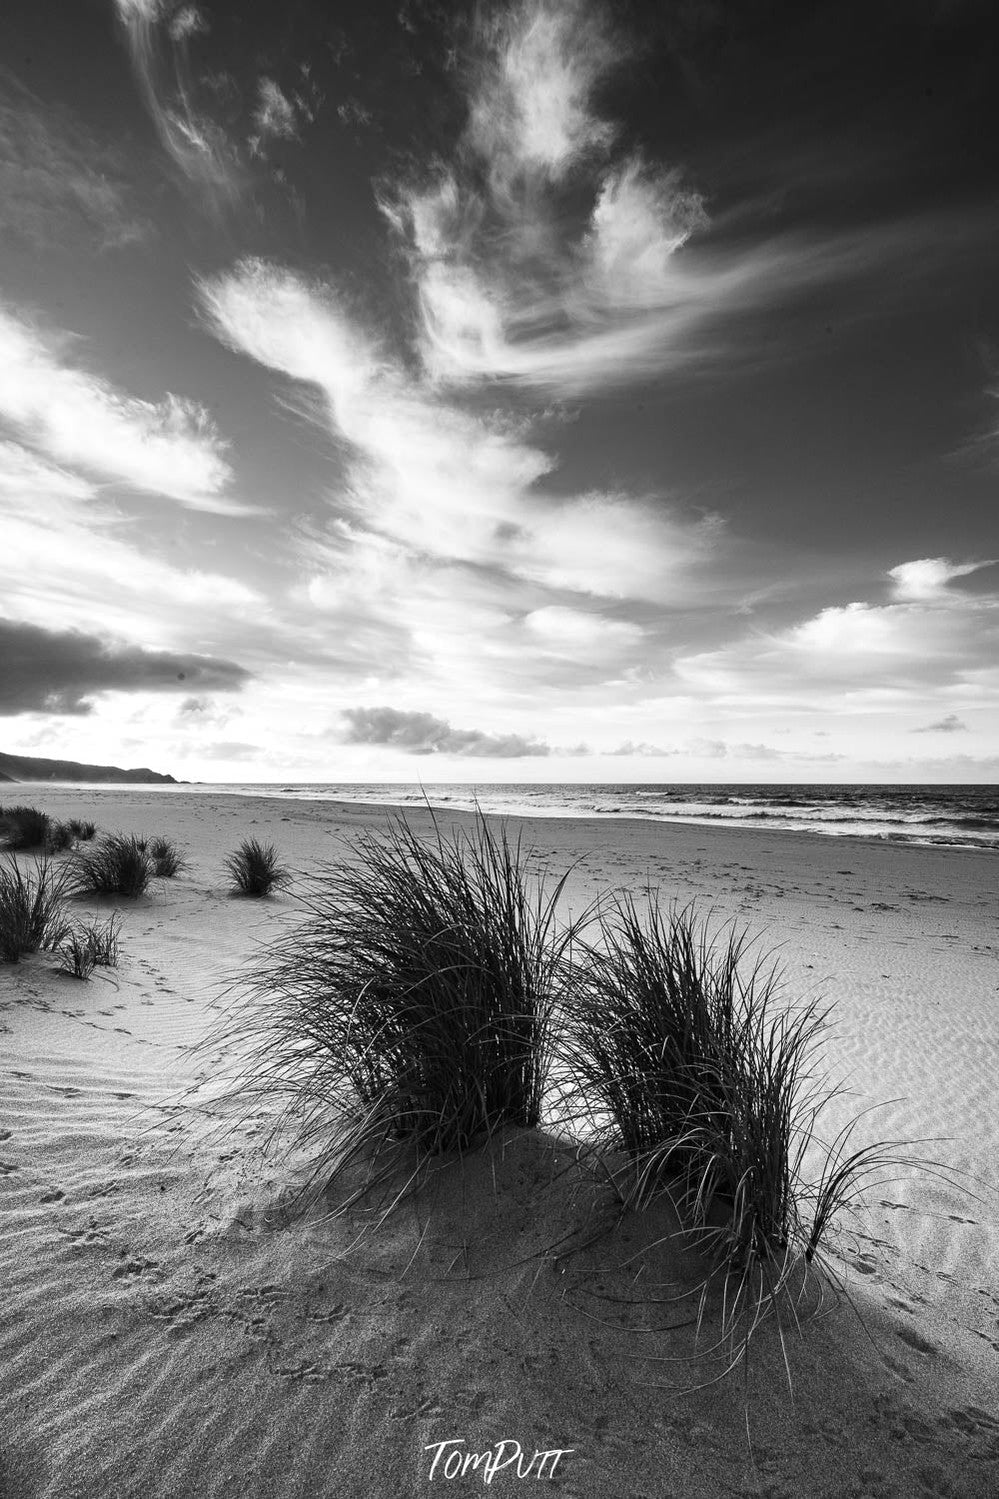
[
  {"x1": 0, "y1": 804, "x2": 52, "y2": 851},
  {"x1": 149, "y1": 836, "x2": 188, "y2": 878},
  {"x1": 559, "y1": 894, "x2": 946, "y2": 1381},
  {"x1": 0, "y1": 853, "x2": 74, "y2": 962},
  {"x1": 223, "y1": 838, "x2": 288, "y2": 896},
  {"x1": 44, "y1": 819, "x2": 77, "y2": 855},
  {"x1": 215, "y1": 813, "x2": 579, "y2": 1201},
  {"x1": 73, "y1": 833, "x2": 153, "y2": 899},
  {"x1": 67, "y1": 819, "x2": 96, "y2": 842},
  {"x1": 56, "y1": 912, "x2": 123, "y2": 979}
]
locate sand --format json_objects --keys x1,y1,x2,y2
[{"x1": 1, "y1": 787, "x2": 997, "y2": 1498}]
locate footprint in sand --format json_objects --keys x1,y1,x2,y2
[
  {"x1": 895, "y1": 1325, "x2": 938, "y2": 1357},
  {"x1": 112, "y1": 1255, "x2": 160, "y2": 1281},
  {"x1": 942, "y1": 1406, "x2": 999, "y2": 1437}
]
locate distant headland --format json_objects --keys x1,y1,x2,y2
[{"x1": 0, "y1": 751, "x2": 178, "y2": 784}]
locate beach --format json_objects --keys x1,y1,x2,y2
[{"x1": 1, "y1": 787, "x2": 997, "y2": 1498}]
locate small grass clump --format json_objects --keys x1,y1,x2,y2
[
  {"x1": 0, "y1": 854, "x2": 74, "y2": 962},
  {"x1": 57, "y1": 913, "x2": 122, "y2": 980},
  {"x1": 73, "y1": 834, "x2": 153, "y2": 899},
  {"x1": 223, "y1": 838, "x2": 288, "y2": 897},
  {"x1": 217, "y1": 814, "x2": 578, "y2": 1200},
  {"x1": 57, "y1": 926, "x2": 98, "y2": 980},
  {"x1": 0, "y1": 805, "x2": 52, "y2": 851},
  {"x1": 44, "y1": 820, "x2": 76, "y2": 855},
  {"x1": 149, "y1": 836, "x2": 188, "y2": 878},
  {"x1": 67, "y1": 819, "x2": 96, "y2": 841}
]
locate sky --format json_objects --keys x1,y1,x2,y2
[{"x1": 1, "y1": 0, "x2": 997, "y2": 784}]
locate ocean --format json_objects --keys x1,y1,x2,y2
[{"x1": 201, "y1": 782, "x2": 999, "y2": 852}]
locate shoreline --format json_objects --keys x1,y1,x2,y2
[
  {"x1": 4, "y1": 777, "x2": 996, "y2": 853},
  {"x1": 2, "y1": 787, "x2": 997, "y2": 1496}
]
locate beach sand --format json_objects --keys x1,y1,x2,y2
[{"x1": 1, "y1": 788, "x2": 997, "y2": 1497}]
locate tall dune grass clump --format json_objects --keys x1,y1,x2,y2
[
  {"x1": 0, "y1": 854, "x2": 73, "y2": 962},
  {"x1": 219, "y1": 815, "x2": 579, "y2": 1198},
  {"x1": 0, "y1": 805, "x2": 51, "y2": 851},
  {"x1": 67, "y1": 819, "x2": 96, "y2": 842},
  {"x1": 224, "y1": 838, "x2": 288, "y2": 897},
  {"x1": 73, "y1": 833, "x2": 152, "y2": 899},
  {"x1": 563, "y1": 895, "x2": 936, "y2": 1371}
]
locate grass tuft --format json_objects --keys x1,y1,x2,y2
[
  {"x1": 73, "y1": 834, "x2": 153, "y2": 899},
  {"x1": 213, "y1": 813, "x2": 579, "y2": 1202},
  {"x1": 223, "y1": 838, "x2": 288, "y2": 897},
  {"x1": 0, "y1": 805, "x2": 52, "y2": 851},
  {"x1": 561, "y1": 894, "x2": 953, "y2": 1383},
  {"x1": 0, "y1": 854, "x2": 74, "y2": 962},
  {"x1": 149, "y1": 836, "x2": 188, "y2": 878},
  {"x1": 44, "y1": 820, "x2": 76, "y2": 855},
  {"x1": 57, "y1": 913, "x2": 123, "y2": 979},
  {"x1": 67, "y1": 819, "x2": 96, "y2": 841}
]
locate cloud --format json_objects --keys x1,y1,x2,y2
[
  {"x1": 912, "y1": 713, "x2": 968, "y2": 733},
  {"x1": 466, "y1": 0, "x2": 621, "y2": 189},
  {"x1": 252, "y1": 78, "x2": 298, "y2": 148},
  {"x1": 0, "y1": 441, "x2": 263, "y2": 647},
  {"x1": 609, "y1": 740, "x2": 679, "y2": 757},
  {"x1": 114, "y1": 0, "x2": 244, "y2": 214},
  {"x1": 889, "y1": 557, "x2": 993, "y2": 600},
  {"x1": 0, "y1": 67, "x2": 151, "y2": 252},
  {"x1": 0, "y1": 617, "x2": 251, "y2": 716},
  {"x1": 0, "y1": 303, "x2": 241, "y2": 511},
  {"x1": 200, "y1": 259, "x2": 723, "y2": 697},
  {"x1": 377, "y1": 1, "x2": 985, "y2": 400},
  {"x1": 676, "y1": 557, "x2": 999, "y2": 700},
  {"x1": 340, "y1": 706, "x2": 551, "y2": 758}
]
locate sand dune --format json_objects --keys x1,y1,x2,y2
[{"x1": 1, "y1": 789, "x2": 997, "y2": 1497}]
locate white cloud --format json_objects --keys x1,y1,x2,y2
[
  {"x1": 514, "y1": 492, "x2": 719, "y2": 601},
  {"x1": 381, "y1": 1, "x2": 959, "y2": 401},
  {"x1": 0, "y1": 303, "x2": 241, "y2": 511},
  {"x1": 254, "y1": 78, "x2": 298, "y2": 144},
  {"x1": 467, "y1": 0, "x2": 620, "y2": 190},
  {"x1": 199, "y1": 259, "x2": 723, "y2": 703},
  {"x1": 889, "y1": 557, "x2": 992, "y2": 600},
  {"x1": 114, "y1": 0, "x2": 243, "y2": 214},
  {"x1": 582, "y1": 157, "x2": 708, "y2": 310},
  {"x1": 676, "y1": 558, "x2": 999, "y2": 703},
  {"x1": 0, "y1": 441, "x2": 262, "y2": 646}
]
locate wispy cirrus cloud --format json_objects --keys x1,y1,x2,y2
[
  {"x1": 0, "y1": 616, "x2": 250, "y2": 716},
  {"x1": 114, "y1": 0, "x2": 244, "y2": 214},
  {"x1": 199, "y1": 258, "x2": 724, "y2": 697},
  {"x1": 378, "y1": 0, "x2": 984, "y2": 399},
  {"x1": 340, "y1": 705, "x2": 551, "y2": 758},
  {"x1": 0, "y1": 67, "x2": 151, "y2": 252},
  {"x1": 251, "y1": 78, "x2": 297, "y2": 149},
  {"x1": 0, "y1": 441, "x2": 261, "y2": 644},
  {"x1": 0, "y1": 303, "x2": 244, "y2": 512}
]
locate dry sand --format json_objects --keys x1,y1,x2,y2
[{"x1": 1, "y1": 787, "x2": 997, "y2": 1498}]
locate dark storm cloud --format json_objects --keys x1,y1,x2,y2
[
  {"x1": 912, "y1": 714, "x2": 968, "y2": 734},
  {"x1": 0, "y1": 618, "x2": 251, "y2": 716},
  {"x1": 340, "y1": 706, "x2": 551, "y2": 758}
]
